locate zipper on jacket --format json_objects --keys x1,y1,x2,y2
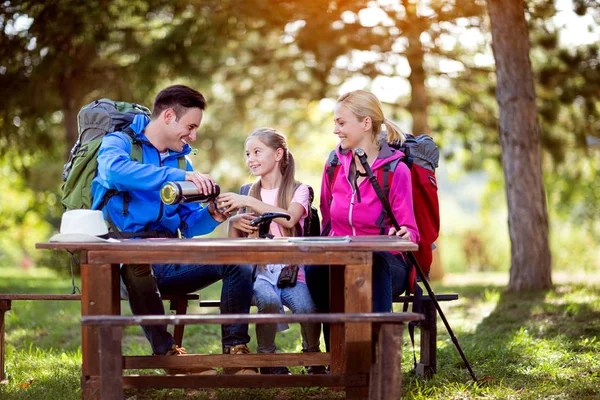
[
  {"x1": 151, "y1": 145, "x2": 165, "y2": 224},
  {"x1": 348, "y1": 191, "x2": 357, "y2": 236},
  {"x1": 152, "y1": 146, "x2": 189, "y2": 225},
  {"x1": 345, "y1": 162, "x2": 358, "y2": 236}
]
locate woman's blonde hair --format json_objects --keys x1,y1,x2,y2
[
  {"x1": 245, "y1": 127, "x2": 298, "y2": 237},
  {"x1": 337, "y1": 90, "x2": 406, "y2": 145}
]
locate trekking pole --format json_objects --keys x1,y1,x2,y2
[
  {"x1": 250, "y1": 212, "x2": 291, "y2": 239},
  {"x1": 249, "y1": 212, "x2": 291, "y2": 279},
  {"x1": 355, "y1": 148, "x2": 478, "y2": 382}
]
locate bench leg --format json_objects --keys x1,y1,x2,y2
[
  {"x1": 169, "y1": 298, "x2": 190, "y2": 347},
  {"x1": 416, "y1": 300, "x2": 437, "y2": 378},
  {"x1": 98, "y1": 325, "x2": 123, "y2": 400},
  {"x1": 0, "y1": 300, "x2": 11, "y2": 383},
  {"x1": 370, "y1": 323, "x2": 404, "y2": 400}
]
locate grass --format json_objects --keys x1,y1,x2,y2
[{"x1": 0, "y1": 266, "x2": 599, "y2": 399}]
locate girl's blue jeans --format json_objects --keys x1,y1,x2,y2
[{"x1": 252, "y1": 280, "x2": 321, "y2": 354}]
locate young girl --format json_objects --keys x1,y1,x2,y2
[
  {"x1": 217, "y1": 127, "x2": 324, "y2": 375},
  {"x1": 306, "y1": 90, "x2": 420, "y2": 348}
]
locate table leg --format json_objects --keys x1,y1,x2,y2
[
  {"x1": 81, "y1": 262, "x2": 120, "y2": 399},
  {"x1": 372, "y1": 323, "x2": 404, "y2": 400},
  {"x1": 329, "y1": 265, "x2": 345, "y2": 373},
  {"x1": 344, "y1": 258, "x2": 372, "y2": 400},
  {"x1": 98, "y1": 326, "x2": 123, "y2": 400},
  {"x1": 0, "y1": 300, "x2": 11, "y2": 384}
]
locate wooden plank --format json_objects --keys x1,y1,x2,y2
[
  {"x1": 124, "y1": 352, "x2": 331, "y2": 369},
  {"x1": 198, "y1": 293, "x2": 460, "y2": 309},
  {"x1": 37, "y1": 236, "x2": 418, "y2": 253},
  {"x1": 330, "y1": 265, "x2": 345, "y2": 374},
  {"x1": 162, "y1": 294, "x2": 200, "y2": 301},
  {"x1": 0, "y1": 300, "x2": 10, "y2": 383},
  {"x1": 199, "y1": 300, "x2": 221, "y2": 307},
  {"x1": 373, "y1": 324, "x2": 404, "y2": 400},
  {"x1": 81, "y1": 263, "x2": 120, "y2": 379},
  {"x1": 122, "y1": 373, "x2": 368, "y2": 389},
  {"x1": 81, "y1": 312, "x2": 423, "y2": 326},
  {"x1": 169, "y1": 297, "x2": 191, "y2": 347},
  {"x1": 0, "y1": 294, "x2": 81, "y2": 301},
  {"x1": 82, "y1": 376, "x2": 100, "y2": 400},
  {"x1": 98, "y1": 326, "x2": 123, "y2": 400},
  {"x1": 89, "y1": 250, "x2": 371, "y2": 266},
  {"x1": 393, "y1": 294, "x2": 459, "y2": 303},
  {"x1": 343, "y1": 262, "x2": 373, "y2": 400},
  {"x1": 0, "y1": 294, "x2": 199, "y2": 301},
  {"x1": 416, "y1": 299, "x2": 437, "y2": 378}
]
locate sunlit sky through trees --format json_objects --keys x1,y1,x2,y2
[{"x1": 316, "y1": 0, "x2": 598, "y2": 108}]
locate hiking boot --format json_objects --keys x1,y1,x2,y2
[
  {"x1": 223, "y1": 344, "x2": 258, "y2": 375},
  {"x1": 166, "y1": 344, "x2": 188, "y2": 356},
  {"x1": 260, "y1": 366, "x2": 291, "y2": 375},
  {"x1": 164, "y1": 344, "x2": 218, "y2": 375},
  {"x1": 305, "y1": 365, "x2": 328, "y2": 374}
]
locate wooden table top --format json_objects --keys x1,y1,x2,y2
[{"x1": 36, "y1": 236, "x2": 418, "y2": 253}]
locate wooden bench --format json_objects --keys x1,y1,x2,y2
[
  {"x1": 82, "y1": 312, "x2": 423, "y2": 400},
  {"x1": 0, "y1": 292, "x2": 199, "y2": 383},
  {"x1": 199, "y1": 292, "x2": 459, "y2": 378},
  {"x1": 394, "y1": 293, "x2": 459, "y2": 378}
]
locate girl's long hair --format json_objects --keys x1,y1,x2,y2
[
  {"x1": 337, "y1": 90, "x2": 406, "y2": 146},
  {"x1": 246, "y1": 127, "x2": 298, "y2": 237}
]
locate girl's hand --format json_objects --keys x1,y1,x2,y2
[
  {"x1": 388, "y1": 226, "x2": 411, "y2": 241},
  {"x1": 216, "y1": 192, "x2": 249, "y2": 213},
  {"x1": 229, "y1": 213, "x2": 258, "y2": 234},
  {"x1": 208, "y1": 200, "x2": 230, "y2": 222}
]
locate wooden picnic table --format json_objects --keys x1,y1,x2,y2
[{"x1": 36, "y1": 236, "x2": 418, "y2": 399}]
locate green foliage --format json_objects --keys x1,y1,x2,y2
[
  {"x1": 1, "y1": 266, "x2": 599, "y2": 399},
  {"x1": 1, "y1": 0, "x2": 599, "y2": 279}
]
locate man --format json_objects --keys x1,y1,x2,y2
[{"x1": 91, "y1": 85, "x2": 255, "y2": 374}]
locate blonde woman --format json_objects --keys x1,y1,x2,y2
[{"x1": 305, "y1": 90, "x2": 420, "y2": 349}]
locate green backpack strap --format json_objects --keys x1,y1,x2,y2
[
  {"x1": 126, "y1": 131, "x2": 186, "y2": 169},
  {"x1": 121, "y1": 133, "x2": 186, "y2": 216},
  {"x1": 177, "y1": 156, "x2": 186, "y2": 170}
]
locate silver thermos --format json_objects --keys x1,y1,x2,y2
[{"x1": 160, "y1": 181, "x2": 220, "y2": 205}]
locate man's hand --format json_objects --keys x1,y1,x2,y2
[
  {"x1": 185, "y1": 171, "x2": 216, "y2": 195},
  {"x1": 208, "y1": 200, "x2": 230, "y2": 223},
  {"x1": 388, "y1": 225, "x2": 412, "y2": 241}
]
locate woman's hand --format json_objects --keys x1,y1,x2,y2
[
  {"x1": 388, "y1": 225, "x2": 412, "y2": 241},
  {"x1": 216, "y1": 192, "x2": 250, "y2": 213},
  {"x1": 229, "y1": 213, "x2": 258, "y2": 235}
]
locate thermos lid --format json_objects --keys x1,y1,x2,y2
[{"x1": 160, "y1": 183, "x2": 178, "y2": 205}]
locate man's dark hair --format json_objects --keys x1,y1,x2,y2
[{"x1": 152, "y1": 85, "x2": 207, "y2": 120}]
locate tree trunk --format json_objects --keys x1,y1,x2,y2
[
  {"x1": 59, "y1": 72, "x2": 81, "y2": 159},
  {"x1": 404, "y1": 1, "x2": 430, "y2": 135},
  {"x1": 487, "y1": 0, "x2": 552, "y2": 291}
]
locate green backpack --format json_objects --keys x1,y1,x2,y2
[{"x1": 61, "y1": 99, "x2": 152, "y2": 211}]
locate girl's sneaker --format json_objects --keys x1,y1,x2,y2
[
  {"x1": 305, "y1": 365, "x2": 328, "y2": 374},
  {"x1": 260, "y1": 366, "x2": 291, "y2": 375}
]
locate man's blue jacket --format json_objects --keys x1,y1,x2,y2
[{"x1": 91, "y1": 114, "x2": 220, "y2": 237}]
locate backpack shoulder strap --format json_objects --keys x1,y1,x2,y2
[
  {"x1": 375, "y1": 157, "x2": 402, "y2": 234},
  {"x1": 240, "y1": 183, "x2": 252, "y2": 196},
  {"x1": 293, "y1": 182, "x2": 304, "y2": 237},
  {"x1": 123, "y1": 127, "x2": 143, "y2": 163},
  {"x1": 177, "y1": 156, "x2": 187, "y2": 170},
  {"x1": 325, "y1": 150, "x2": 341, "y2": 205}
]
